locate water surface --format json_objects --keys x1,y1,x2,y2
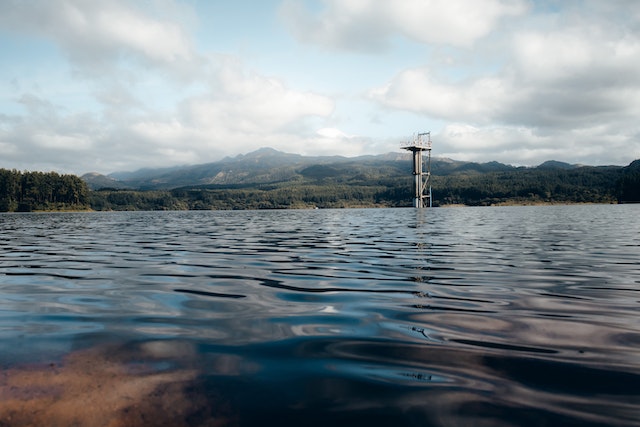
[{"x1": 1, "y1": 206, "x2": 639, "y2": 426}]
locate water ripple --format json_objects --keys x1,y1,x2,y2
[{"x1": 1, "y1": 206, "x2": 639, "y2": 426}]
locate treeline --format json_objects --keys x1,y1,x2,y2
[
  {"x1": 433, "y1": 166, "x2": 623, "y2": 206},
  {"x1": 617, "y1": 160, "x2": 640, "y2": 203},
  {"x1": 90, "y1": 183, "x2": 404, "y2": 211},
  {"x1": 0, "y1": 169, "x2": 90, "y2": 212},
  {"x1": 2, "y1": 161, "x2": 639, "y2": 212},
  {"x1": 90, "y1": 163, "x2": 640, "y2": 210}
]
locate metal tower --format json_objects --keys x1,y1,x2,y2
[{"x1": 402, "y1": 132, "x2": 432, "y2": 208}]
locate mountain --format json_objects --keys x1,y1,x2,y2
[
  {"x1": 537, "y1": 160, "x2": 577, "y2": 169},
  {"x1": 98, "y1": 148, "x2": 350, "y2": 190},
  {"x1": 83, "y1": 147, "x2": 518, "y2": 190},
  {"x1": 81, "y1": 172, "x2": 130, "y2": 190},
  {"x1": 80, "y1": 150, "x2": 639, "y2": 209},
  {"x1": 625, "y1": 159, "x2": 640, "y2": 171},
  {"x1": 436, "y1": 160, "x2": 516, "y2": 174},
  {"x1": 81, "y1": 148, "x2": 637, "y2": 208}
]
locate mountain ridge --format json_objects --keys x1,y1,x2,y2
[
  {"x1": 78, "y1": 147, "x2": 639, "y2": 208},
  {"x1": 82, "y1": 147, "x2": 527, "y2": 190},
  {"x1": 81, "y1": 147, "x2": 638, "y2": 207}
]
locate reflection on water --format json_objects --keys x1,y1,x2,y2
[{"x1": 1, "y1": 205, "x2": 639, "y2": 426}]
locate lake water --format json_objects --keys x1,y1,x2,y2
[{"x1": 1, "y1": 205, "x2": 639, "y2": 426}]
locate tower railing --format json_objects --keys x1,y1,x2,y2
[{"x1": 401, "y1": 132, "x2": 432, "y2": 150}]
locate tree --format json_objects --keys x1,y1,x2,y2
[{"x1": 0, "y1": 169, "x2": 90, "y2": 212}]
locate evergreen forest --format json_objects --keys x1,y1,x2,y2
[
  {"x1": 0, "y1": 169, "x2": 90, "y2": 212},
  {"x1": 1, "y1": 156, "x2": 639, "y2": 212}
]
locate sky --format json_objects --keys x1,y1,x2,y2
[{"x1": 1, "y1": 0, "x2": 639, "y2": 175}]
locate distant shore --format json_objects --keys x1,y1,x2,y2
[{"x1": 11, "y1": 200, "x2": 624, "y2": 213}]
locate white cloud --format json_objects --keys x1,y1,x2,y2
[
  {"x1": 89, "y1": 4, "x2": 193, "y2": 63},
  {"x1": 513, "y1": 31, "x2": 593, "y2": 83},
  {"x1": 316, "y1": 128, "x2": 354, "y2": 139},
  {"x1": 32, "y1": 133, "x2": 92, "y2": 151},
  {"x1": 178, "y1": 59, "x2": 335, "y2": 147},
  {"x1": 0, "y1": 142, "x2": 18, "y2": 156},
  {"x1": 211, "y1": 61, "x2": 334, "y2": 133},
  {"x1": 1, "y1": 0, "x2": 639, "y2": 174},
  {"x1": 0, "y1": 2, "x2": 344, "y2": 173},
  {"x1": 505, "y1": 23, "x2": 640, "y2": 129},
  {"x1": 436, "y1": 122, "x2": 639, "y2": 167},
  {"x1": 0, "y1": 58, "x2": 339, "y2": 172},
  {"x1": 372, "y1": 20, "x2": 640, "y2": 128},
  {"x1": 386, "y1": 0, "x2": 527, "y2": 47},
  {"x1": 369, "y1": 68, "x2": 509, "y2": 123},
  {"x1": 368, "y1": 2, "x2": 640, "y2": 165},
  {"x1": 131, "y1": 119, "x2": 191, "y2": 147},
  {"x1": 0, "y1": 62, "x2": 338, "y2": 172},
  {"x1": 281, "y1": 0, "x2": 528, "y2": 50},
  {"x1": 297, "y1": 129, "x2": 369, "y2": 157},
  {"x1": 0, "y1": 0, "x2": 197, "y2": 71}
]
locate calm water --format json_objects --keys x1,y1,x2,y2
[{"x1": 1, "y1": 205, "x2": 639, "y2": 426}]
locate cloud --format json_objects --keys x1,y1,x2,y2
[
  {"x1": 505, "y1": 27, "x2": 640, "y2": 127},
  {"x1": 280, "y1": 0, "x2": 528, "y2": 50},
  {"x1": 0, "y1": 93, "x2": 103, "y2": 171},
  {"x1": 437, "y1": 124, "x2": 562, "y2": 163},
  {"x1": 0, "y1": 61, "x2": 338, "y2": 172},
  {"x1": 0, "y1": 0, "x2": 197, "y2": 75},
  {"x1": 436, "y1": 123, "x2": 637, "y2": 166},
  {"x1": 166, "y1": 58, "x2": 337, "y2": 159},
  {"x1": 316, "y1": 127, "x2": 354, "y2": 139},
  {"x1": 1, "y1": 0, "x2": 639, "y2": 174},
  {"x1": 185, "y1": 59, "x2": 334, "y2": 135},
  {"x1": 369, "y1": 68, "x2": 509, "y2": 123},
  {"x1": 0, "y1": 56, "x2": 338, "y2": 172},
  {"x1": 371, "y1": 24, "x2": 640, "y2": 127},
  {"x1": 368, "y1": 2, "x2": 640, "y2": 165},
  {"x1": 0, "y1": 2, "x2": 343, "y2": 173}
]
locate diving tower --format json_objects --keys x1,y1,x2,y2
[{"x1": 402, "y1": 132, "x2": 432, "y2": 208}]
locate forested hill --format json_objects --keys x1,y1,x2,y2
[
  {"x1": 81, "y1": 148, "x2": 640, "y2": 210},
  {"x1": 83, "y1": 148, "x2": 518, "y2": 190},
  {"x1": 0, "y1": 169, "x2": 90, "y2": 212},
  {"x1": 1, "y1": 150, "x2": 639, "y2": 212}
]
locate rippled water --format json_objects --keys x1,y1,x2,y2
[{"x1": 1, "y1": 205, "x2": 639, "y2": 426}]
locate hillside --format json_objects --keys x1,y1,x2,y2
[
  {"x1": 82, "y1": 147, "x2": 516, "y2": 191},
  {"x1": 80, "y1": 148, "x2": 638, "y2": 210},
  {"x1": 81, "y1": 172, "x2": 129, "y2": 190}
]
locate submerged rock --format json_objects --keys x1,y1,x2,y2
[{"x1": 0, "y1": 342, "x2": 233, "y2": 427}]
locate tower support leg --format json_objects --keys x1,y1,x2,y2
[{"x1": 413, "y1": 150, "x2": 423, "y2": 208}]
